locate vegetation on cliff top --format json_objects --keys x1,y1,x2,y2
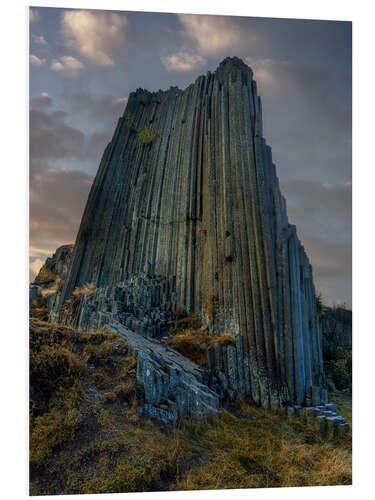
[
  {"x1": 166, "y1": 312, "x2": 235, "y2": 368},
  {"x1": 29, "y1": 315, "x2": 352, "y2": 495}
]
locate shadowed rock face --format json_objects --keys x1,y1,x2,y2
[
  {"x1": 54, "y1": 57, "x2": 325, "y2": 409},
  {"x1": 33, "y1": 244, "x2": 73, "y2": 285}
]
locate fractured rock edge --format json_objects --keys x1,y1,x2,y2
[{"x1": 106, "y1": 321, "x2": 220, "y2": 424}]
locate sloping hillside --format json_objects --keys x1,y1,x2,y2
[{"x1": 29, "y1": 317, "x2": 351, "y2": 495}]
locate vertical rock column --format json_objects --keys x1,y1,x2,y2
[{"x1": 58, "y1": 57, "x2": 325, "y2": 408}]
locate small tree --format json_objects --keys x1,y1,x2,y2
[{"x1": 316, "y1": 292, "x2": 326, "y2": 317}]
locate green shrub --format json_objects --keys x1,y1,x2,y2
[
  {"x1": 316, "y1": 293, "x2": 326, "y2": 317},
  {"x1": 138, "y1": 129, "x2": 154, "y2": 146},
  {"x1": 30, "y1": 345, "x2": 85, "y2": 401},
  {"x1": 326, "y1": 347, "x2": 352, "y2": 390}
]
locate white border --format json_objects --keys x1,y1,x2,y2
[{"x1": 1, "y1": 1, "x2": 373, "y2": 499}]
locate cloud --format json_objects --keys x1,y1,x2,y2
[
  {"x1": 31, "y1": 92, "x2": 52, "y2": 110},
  {"x1": 177, "y1": 14, "x2": 256, "y2": 55},
  {"x1": 29, "y1": 9, "x2": 40, "y2": 23},
  {"x1": 31, "y1": 34, "x2": 47, "y2": 46},
  {"x1": 299, "y1": 234, "x2": 352, "y2": 307},
  {"x1": 161, "y1": 51, "x2": 207, "y2": 72},
  {"x1": 29, "y1": 257, "x2": 44, "y2": 279},
  {"x1": 29, "y1": 100, "x2": 121, "y2": 181},
  {"x1": 279, "y1": 179, "x2": 351, "y2": 306},
  {"x1": 30, "y1": 109, "x2": 86, "y2": 164},
  {"x1": 65, "y1": 93, "x2": 128, "y2": 133},
  {"x1": 242, "y1": 56, "x2": 352, "y2": 185},
  {"x1": 61, "y1": 10, "x2": 130, "y2": 66},
  {"x1": 116, "y1": 97, "x2": 128, "y2": 105},
  {"x1": 282, "y1": 179, "x2": 351, "y2": 226},
  {"x1": 30, "y1": 55, "x2": 46, "y2": 67},
  {"x1": 51, "y1": 55, "x2": 85, "y2": 74},
  {"x1": 51, "y1": 60, "x2": 64, "y2": 71},
  {"x1": 30, "y1": 168, "x2": 93, "y2": 280},
  {"x1": 28, "y1": 91, "x2": 130, "y2": 280}
]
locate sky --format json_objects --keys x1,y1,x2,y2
[{"x1": 29, "y1": 7, "x2": 352, "y2": 307}]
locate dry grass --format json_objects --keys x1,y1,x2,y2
[
  {"x1": 167, "y1": 329, "x2": 212, "y2": 366},
  {"x1": 203, "y1": 295, "x2": 215, "y2": 321},
  {"x1": 72, "y1": 282, "x2": 96, "y2": 298},
  {"x1": 167, "y1": 328, "x2": 235, "y2": 367},
  {"x1": 29, "y1": 319, "x2": 351, "y2": 495},
  {"x1": 176, "y1": 405, "x2": 352, "y2": 490}
]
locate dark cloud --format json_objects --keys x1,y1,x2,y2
[
  {"x1": 30, "y1": 108, "x2": 85, "y2": 163},
  {"x1": 30, "y1": 92, "x2": 52, "y2": 110},
  {"x1": 65, "y1": 93, "x2": 127, "y2": 133},
  {"x1": 246, "y1": 57, "x2": 351, "y2": 184},
  {"x1": 29, "y1": 95, "x2": 121, "y2": 183},
  {"x1": 281, "y1": 179, "x2": 351, "y2": 229},
  {"x1": 30, "y1": 168, "x2": 93, "y2": 257},
  {"x1": 29, "y1": 8, "x2": 351, "y2": 305},
  {"x1": 280, "y1": 180, "x2": 351, "y2": 306},
  {"x1": 300, "y1": 234, "x2": 351, "y2": 307}
]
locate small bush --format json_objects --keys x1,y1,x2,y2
[
  {"x1": 30, "y1": 345, "x2": 85, "y2": 401},
  {"x1": 138, "y1": 129, "x2": 154, "y2": 146},
  {"x1": 327, "y1": 348, "x2": 352, "y2": 390},
  {"x1": 316, "y1": 293, "x2": 326, "y2": 317}
]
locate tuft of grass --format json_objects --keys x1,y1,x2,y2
[
  {"x1": 167, "y1": 328, "x2": 235, "y2": 368},
  {"x1": 72, "y1": 282, "x2": 96, "y2": 298}
]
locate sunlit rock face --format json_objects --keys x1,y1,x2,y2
[{"x1": 55, "y1": 57, "x2": 326, "y2": 408}]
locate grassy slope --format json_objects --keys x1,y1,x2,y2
[{"x1": 29, "y1": 319, "x2": 352, "y2": 495}]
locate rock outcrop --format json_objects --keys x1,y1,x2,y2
[
  {"x1": 30, "y1": 244, "x2": 73, "y2": 309},
  {"x1": 33, "y1": 244, "x2": 73, "y2": 286},
  {"x1": 46, "y1": 57, "x2": 326, "y2": 409},
  {"x1": 107, "y1": 321, "x2": 220, "y2": 423}
]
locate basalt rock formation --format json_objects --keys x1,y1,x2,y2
[{"x1": 46, "y1": 57, "x2": 327, "y2": 410}]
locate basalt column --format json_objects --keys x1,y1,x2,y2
[{"x1": 58, "y1": 57, "x2": 325, "y2": 408}]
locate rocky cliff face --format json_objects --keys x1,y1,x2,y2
[
  {"x1": 49, "y1": 57, "x2": 325, "y2": 409},
  {"x1": 33, "y1": 244, "x2": 73, "y2": 286}
]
